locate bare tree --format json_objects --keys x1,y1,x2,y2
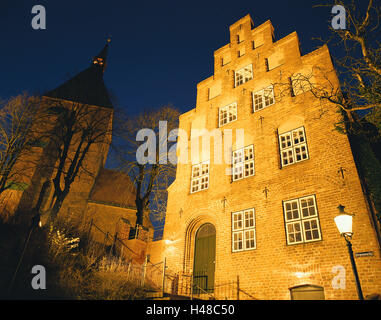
[
  {"x1": 268, "y1": 0, "x2": 380, "y2": 135},
  {"x1": 114, "y1": 106, "x2": 180, "y2": 227},
  {"x1": 0, "y1": 93, "x2": 45, "y2": 196},
  {"x1": 311, "y1": 0, "x2": 380, "y2": 133},
  {"x1": 42, "y1": 98, "x2": 113, "y2": 223}
]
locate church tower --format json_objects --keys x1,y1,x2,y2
[
  {"x1": 45, "y1": 39, "x2": 113, "y2": 109},
  {"x1": 0, "y1": 41, "x2": 114, "y2": 224}
]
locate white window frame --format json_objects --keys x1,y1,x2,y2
[
  {"x1": 253, "y1": 85, "x2": 275, "y2": 112},
  {"x1": 279, "y1": 126, "x2": 309, "y2": 167},
  {"x1": 232, "y1": 208, "x2": 256, "y2": 252},
  {"x1": 190, "y1": 161, "x2": 209, "y2": 194},
  {"x1": 283, "y1": 195, "x2": 322, "y2": 245},
  {"x1": 235, "y1": 64, "x2": 253, "y2": 87},
  {"x1": 219, "y1": 102, "x2": 237, "y2": 127},
  {"x1": 232, "y1": 145, "x2": 255, "y2": 181}
]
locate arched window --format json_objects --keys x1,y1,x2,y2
[{"x1": 290, "y1": 285, "x2": 325, "y2": 300}]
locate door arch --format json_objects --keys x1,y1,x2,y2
[{"x1": 193, "y1": 223, "x2": 216, "y2": 294}]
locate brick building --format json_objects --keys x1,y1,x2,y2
[
  {"x1": 160, "y1": 15, "x2": 381, "y2": 299},
  {"x1": 0, "y1": 41, "x2": 153, "y2": 247}
]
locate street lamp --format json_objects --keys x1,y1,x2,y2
[{"x1": 334, "y1": 204, "x2": 364, "y2": 300}]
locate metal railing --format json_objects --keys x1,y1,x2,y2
[
  {"x1": 163, "y1": 271, "x2": 258, "y2": 300},
  {"x1": 85, "y1": 220, "x2": 258, "y2": 300}
]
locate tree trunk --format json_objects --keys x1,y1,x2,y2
[
  {"x1": 135, "y1": 199, "x2": 144, "y2": 226},
  {"x1": 49, "y1": 193, "x2": 66, "y2": 223}
]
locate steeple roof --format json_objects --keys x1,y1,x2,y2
[{"x1": 44, "y1": 40, "x2": 113, "y2": 109}]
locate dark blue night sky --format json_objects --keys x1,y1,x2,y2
[{"x1": 1, "y1": 1, "x2": 332, "y2": 115}]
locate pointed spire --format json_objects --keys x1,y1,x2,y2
[
  {"x1": 44, "y1": 40, "x2": 113, "y2": 109},
  {"x1": 92, "y1": 38, "x2": 111, "y2": 73}
]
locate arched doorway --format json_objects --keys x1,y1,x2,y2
[{"x1": 193, "y1": 223, "x2": 216, "y2": 294}]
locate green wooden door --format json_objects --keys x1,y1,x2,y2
[{"x1": 193, "y1": 223, "x2": 216, "y2": 294}]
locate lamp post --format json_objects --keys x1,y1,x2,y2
[{"x1": 334, "y1": 204, "x2": 364, "y2": 300}]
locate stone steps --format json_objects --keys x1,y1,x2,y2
[{"x1": 145, "y1": 291, "x2": 203, "y2": 300}]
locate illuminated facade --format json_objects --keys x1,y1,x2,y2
[{"x1": 160, "y1": 15, "x2": 381, "y2": 300}]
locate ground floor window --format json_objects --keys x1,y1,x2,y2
[{"x1": 232, "y1": 208, "x2": 256, "y2": 252}]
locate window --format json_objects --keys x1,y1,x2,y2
[
  {"x1": 283, "y1": 195, "x2": 322, "y2": 245},
  {"x1": 209, "y1": 81, "x2": 222, "y2": 100},
  {"x1": 222, "y1": 52, "x2": 231, "y2": 66},
  {"x1": 267, "y1": 51, "x2": 285, "y2": 71},
  {"x1": 235, "y1": 64, "x2": 253, "y2": 87},
  {"x1": 279, "y1": 127, "x2": 309, "y2": 167},
  {"x1": 265, "y1": 58, "x2": 269, "y2": 72},
  {"x1": 253, "y1": 85, "x2": 275, "y2": 112},
  {"x1": 232, "y1": 145, "x2": 254, "y2": 181},
  {"x1": 219, "y1": 102, "x2": 237, "y2": 127},
  {"x1": 190, "y1": 161, "x2": 209, "y2": 193},
  {"x1": 232, "y1": 208, "x2": 256, "y2": 252},
  {"x1": 238, "y1": 48, "x2": 245, "y2": 57},
  {"x1": 237, "y1": 32, "x2": 244, "y2": 43}
]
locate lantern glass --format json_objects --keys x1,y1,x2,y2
[{"x1": 334, "y1": 214, "x2": 353, "y2": 236}]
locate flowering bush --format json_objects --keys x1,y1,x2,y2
[{"x1": 47, "y1": 225, "x2": 80, "y2": 261}]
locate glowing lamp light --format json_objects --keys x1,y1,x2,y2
[
  {"x1": 334, "y1": 205, "x2": 353, "y2": 237},
  {"x1": 334, "y1": 214, "x2": 353, "y2": 236}
]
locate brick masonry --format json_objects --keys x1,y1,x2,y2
[{"x1": 161, "y1": 14, "x2": 381, "y2": 300}]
